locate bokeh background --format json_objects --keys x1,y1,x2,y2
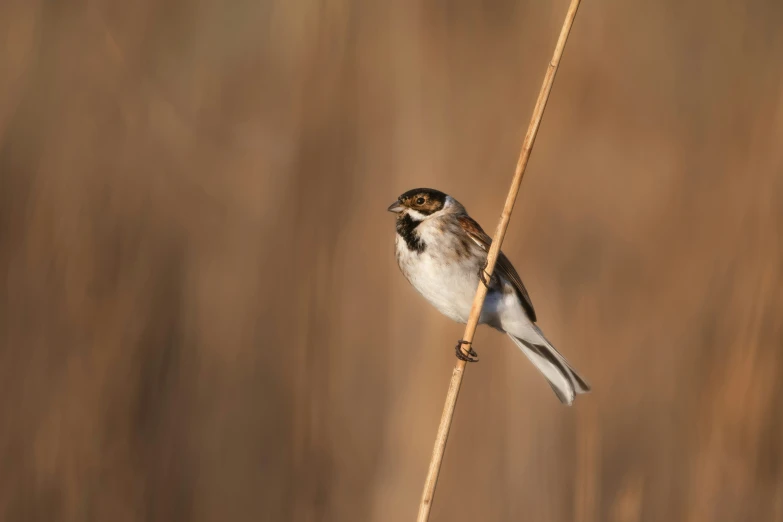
[{"x1": 2, "y1": 1, "x2": 782, "y2": 521}]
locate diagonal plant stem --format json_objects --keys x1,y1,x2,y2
[{"x1": 416, "y1": 1, "x2": 584, "y2": 520}]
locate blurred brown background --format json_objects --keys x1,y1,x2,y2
[{"x1": 1, "y1": 0, "x2": 782, "y2": 521}]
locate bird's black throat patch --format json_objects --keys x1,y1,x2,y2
[{"x1": 396, "y1": 214, "x2": 425, "y2": 253}]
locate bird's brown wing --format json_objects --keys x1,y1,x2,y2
[{"x1": 457, "y1": 215, "x2": 537, "y2": 322}]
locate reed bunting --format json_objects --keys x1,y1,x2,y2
[{"x1": 388, "y1": 188, "x2": 591, "y2": 405}]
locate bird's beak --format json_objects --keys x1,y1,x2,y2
[{"x1": 387, "y1": 200, "x2": 404, "y2": 213}]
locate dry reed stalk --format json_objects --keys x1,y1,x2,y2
[{"x1": 416, "y1": 1, "x2": 584, "y2": 520}]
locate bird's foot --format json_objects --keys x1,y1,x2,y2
[
  {"x1": 478, "y1": 261, "x2": 491, "y2": 288},
  {"x1": 455, "y1": 340, "x2": 479, "y2": 363}
]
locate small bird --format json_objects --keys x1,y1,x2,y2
[{"x1": 388, "y1": 188, "x2": 591, "y2": 405}]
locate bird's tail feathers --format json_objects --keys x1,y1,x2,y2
[{"x1": 507, "y1": 330, "x2": 591, "y2": 406}]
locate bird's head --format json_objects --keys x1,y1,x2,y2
[{"x1": 387, "y1": 188, "x2": 452, "y2": 222}]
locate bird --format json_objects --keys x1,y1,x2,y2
[{"x1": 388, "y1": 187, "x2": 591, "y2": 405}]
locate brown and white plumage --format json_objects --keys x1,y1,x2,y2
[{"x1": 388, "y1": 188, "x2": 591, "y2": 405}]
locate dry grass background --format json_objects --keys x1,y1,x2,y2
[{"x1": 1, "y1": 1, "x2": 782, "y2": 521}]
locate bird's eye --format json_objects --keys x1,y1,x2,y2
[{"x1": 416, "y1": 197, "x2": 425, "y2": 205}]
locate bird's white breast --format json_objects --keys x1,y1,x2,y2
[{"x1": 394, "y1": 218, "x2": 484, "y2": 324}]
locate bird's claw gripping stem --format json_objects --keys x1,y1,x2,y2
[
  {"x1": 478, "y1": 260, "x2": 491, "y2": 288},
  {"x1": 455, "y1": 340, "x2": 479, "y2": 363}
]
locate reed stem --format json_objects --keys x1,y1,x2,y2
[{"x1": 416, "y1": 1, "x2": 584, "y2": 519}]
